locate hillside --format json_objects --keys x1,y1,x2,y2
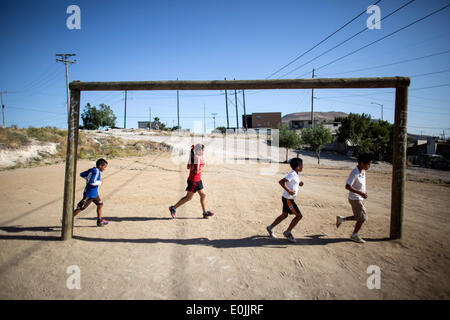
[{"x1": 282, "y1": 111, "x2": 348, "y2": 123}]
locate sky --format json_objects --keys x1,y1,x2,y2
[{"x1": 1, "y1": 0, "x2": 449, "y2": 137}]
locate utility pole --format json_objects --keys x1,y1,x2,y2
[
  {"x1": 211, "y1": 113, "x2": 218, "y2": 129},
  {"x1": 371, "y1": 102, "x2": 384, "y2": 121},
  {"x1": 224, "y1": 77, "x2": 229, "y2": 129},
  {"x1": 124, "y1": 90, "x2": 127, "y2": 128},
  {"x1": 242, "y1": 89, "x2": 247, "y2": 130},
  {"x1": 177, "y1": 78, "x2": 180, "y2": 128},
  {"x1": 204, "y1": 104, "x2": 206, "y2": 134},
  {"x1": 55, "y1": 54, "x2": 76, "y2": 118},
  {"x1": 311, "y1": 68, "x2": 315, "y2": 128},
  {"x1": 148, "y1": 106, "x2": 152, "y2": 130},
  {"x1": 0, "y1": 91, "x2": 6, "y2": 128},
  {"x1": 234, "y1": 78, "x2": 239, "y2": 129}
]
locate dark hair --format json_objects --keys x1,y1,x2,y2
[
  {"x1": 96, "y1": 158, "x2": 108, "y2": 167},
  {"x1": 190, "y1": 144, "x2": 204, "y2": 165},
  {"x1": 357, "y1": 153, "x2": 372, "y2": 165},
  {"x1": 289, "y1": 157, "x2": 303, "y2": 170}
]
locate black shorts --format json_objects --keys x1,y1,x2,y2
[
  {"x1": 186, "y1": 179, "x2": 204, "y2": 193},
  {"x1": 76, "y1": 195, "x2": 103, "y2": 210},
  {"x1": 282, "y1": 197, "x2": 301, "y2": 216}
]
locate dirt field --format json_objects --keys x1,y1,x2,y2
[{"x1": 0, "y1": 147, "x2": 449, "y2": 299}]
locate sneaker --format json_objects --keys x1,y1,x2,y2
[
  {"x1": 203, "y1": 211, "x2": 215, "y2": 219},
  {"x1": 169, "y1": 206, "x2": 176, "y2": 219},
  {"x1": 283, "y1": 230, "x2": 296, "y2": 243},
  {"x1": 97, "y1": 218, "x2": 108, "y2": 227},
  {"x1": 266, "y1": 225, "x2": 277, "y2": 238},
  {"x1": 350, "y1": 234, "x2": 366, "y2": 244},
  {"x1": 336, "y1": 216, "x2": 344, "y2": 228}
]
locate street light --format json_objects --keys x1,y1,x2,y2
[{"x1": 371, "y1": 102, "x2": 383, "y2": 121}]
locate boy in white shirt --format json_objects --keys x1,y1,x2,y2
[
  {"x1": 336, "y1": 153, "x2": 372, "y2": 243},
  {"x1": 266, "y1": 158, "x2": 304, "y2": 243}
]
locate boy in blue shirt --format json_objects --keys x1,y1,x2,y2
[{"x1": 73, "y1": 158, "x2": 109, "y2": 227}]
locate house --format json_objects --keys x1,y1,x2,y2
[
  {"x1": 138, "y1": 121, "x2": 162, "y2": 130},
  {"x1": 282, "y1": 111, "x2": 348, "y2": 134},
  {"x1": 242, "y1": 112, "x2": 281, "y2": 129},
  {"x1": 407, "y1": 137, "x2": 450, "y2": 170}
]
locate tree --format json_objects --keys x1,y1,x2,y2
[
  {"x1": 215, "y1": 126, "x2": 227, "y2": 134},
  {"x1": 300, "y1": 126, "x2": 332, "y2": 164},
  {"x1": 81, "y1": 103, "x2": 117, "y2": 130},
  {"x1": 279, "y1": 123, "x2": 301, "y2": 162},
  {"x1": 336, "y1": 113, "x2": 393, "y2": 160},
  {"x1": 336, "y1": 113, "x2": 372, "y2": 154}
]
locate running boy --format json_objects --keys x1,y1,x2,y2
[
  {"x1": 266, "y1": 158, "x2": 304, "y2": 243},
  {"x1": 169, "y1": 144, "x2": 214, "y2": 219},
  {"x1": 336, "y1": 153, "x2": 372, "y2": 243},
  {"x1": 73, "y1": 158, "x2": 109, "y2": 227}
]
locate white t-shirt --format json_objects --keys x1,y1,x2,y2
[
  {"x1": 346, "y1": 166, "x2": 366, "y2": 200},
  {"x1": 282, "y1": 170, "x2": 300, "y2": 200}
]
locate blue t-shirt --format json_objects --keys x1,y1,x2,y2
[{"x1": 80, "y1": 167, "x2": 101, "y2": 198}]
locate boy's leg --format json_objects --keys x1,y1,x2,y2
[
  {"x1": 97, "y1": 204, "x2": 103, "y2": 220},
  {"x1": 174, "y1": 192, "x2": 194, "y2": 209},
  {"x1": 197, "y1": 189, "x2": 207, "y2": 213},
  {"x1": 286, "y1": 213, "x2": 302, "y2": 232},
  {"x1": 270, "y1": 212, "x2": 288, "y2": 228},
  {"x1": 93, "y1": 196, "x2": 108, "y2": 226},
  {"x1": 73, "y1": 198, "x2": 91, "y2": 217},
  {"x1": 353, "y1": 220, "x2": 364, "y2": 234},
  {"x1": 73, "y1": 208, "x2": 82, "y2": 217}
]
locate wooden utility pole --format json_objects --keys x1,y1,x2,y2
[
  {"x1": 56, "y1": 54, "x2": 76, "y2": 118},
  {"x1": 177, "y1": 78, "x2": 180, "y2": 128},
  {"x1": 0, "y1": 91, "x2": 6, "y2": 128},
  {"x1": 61, "y1": 89, "x2": 81, "y2": 240},
  {"x1": 149, "y1": 106, "x2": 152, "y2": 130},
  {"x1": 311, "y1": 68, "x2": 315, "y2": 128},
  {"x1": 124, "y1": 90, "x2": 127, "y2": 128},
  {"x1": 242, "y1": 89, "x2": 247, "y2": 129},
  {"x1": 390, "y1": 85, "x2": 408, "y2": 239},
  {"x1": 234, "y1": 79, "x2": 239, "y2": 129},
  {"x1": 204, "y1": 104, "x2": 206, "y2": 134},
  {"x1": 224, "y1": 77, "x2": 229, "y2": 129}
]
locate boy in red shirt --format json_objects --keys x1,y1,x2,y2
[{"x1": 169, "y1": 144, "x2": 214, "y2": 219}]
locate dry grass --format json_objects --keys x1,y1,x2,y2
[{"x1": 0, "y1": 127, "x2": 172, "y2": 170}]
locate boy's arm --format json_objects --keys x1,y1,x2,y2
[
  {"x1": 79, "y1": 170, "x2": 89, "y2": 178},
  {"x1": 345, "y1": 184, "x2": 367, "y2": 199},
  {"x1": 279, "y1": 178, "x2": 295, "y2": 195}
]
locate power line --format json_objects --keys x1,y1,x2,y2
[
  {"x1": 318, "y1": 50, "x2": 450, "y2": 77},
  {"x1": 279, "y1": 0, "x2": 416, "y2": 79},
  {"x1": 8, "y1": 63, "x2": 61, "y2": 94},
  {"x1": 314, "y1": 3, "x2": 450, "y2": 73},
  {"x1": 265, "y1": 0, "x2": 383, "y2": 79}
]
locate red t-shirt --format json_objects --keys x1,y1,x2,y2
[{"x1": 188, "y1": 154, "x2": 204, "y2": 182}]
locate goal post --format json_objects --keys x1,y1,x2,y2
[{"x1": 62, "y1": 77, "x2": 409, "y2": 240}]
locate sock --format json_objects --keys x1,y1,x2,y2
[{"x1": 341, "y1": 217, "x2": 346, "y2": 221}]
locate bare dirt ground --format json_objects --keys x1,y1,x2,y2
[{"x1": 0, "y1": 145, "x2": 449, "y2": 299}]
